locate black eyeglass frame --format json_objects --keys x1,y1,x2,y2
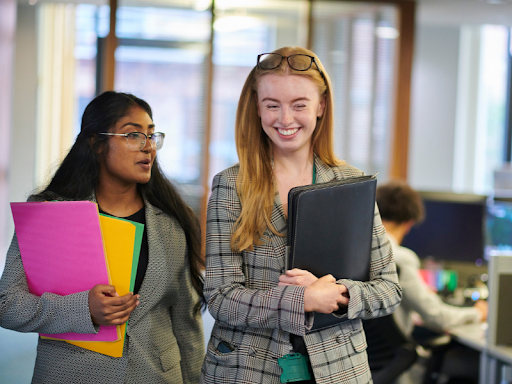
[
  {"x1": 98, "y1": 132, "x2": 165, "y2": 151},
  {"x1": 256, "y1": 53, "x2": 326, "y2": 81}
]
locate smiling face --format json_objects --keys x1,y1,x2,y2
[
  {"x1": 98, "y1": 106, "x2": 156, "y2": 189},
  {"x1": 256, "y1": 73, "x2": 325, "y2": 157}
]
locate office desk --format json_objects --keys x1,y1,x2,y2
[
  {"x1": 448, "y1": 323, "x2": 486, "y2": 350},
  {"x1": 447, "y1": 323, "x2": 512, "y2": 384}
]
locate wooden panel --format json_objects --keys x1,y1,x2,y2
[
  {"x1": 390, "y1": 1, "x2": 415, "y2": 181},
  {"x1": 101, "y1": 0, "x2": 118, "y2": 92},
  {"x1": 307, "y1": 0, "x2": 313, "y2": 50}
]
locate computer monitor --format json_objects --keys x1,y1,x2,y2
[
  {"x1": 401, "y1": 192, "x2": 487, "y2": 263},
  {"x1": 486, "y1": 200, "x2": 512, "y2": 256}
]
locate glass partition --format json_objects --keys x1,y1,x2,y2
[
  {"x1": 114, "y1": 3, "x2": 212, "y2": 214},
  {"x1": 312, "y1": 2, "x2": 398, "y2": 178},
  {"x1": 72, "y1": 0, "x2": 401, "y2": 219}
]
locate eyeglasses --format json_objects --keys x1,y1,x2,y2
[
  {"x1": 99, "y1": 132, "x2": 165, "y2": 151},
  {"x1": 257, "y1": 53, "x2": 326, "y2": 81}
]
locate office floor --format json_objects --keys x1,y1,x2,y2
[{"x1": 0, "y1": 311, "x2": 215, "y2": 383}]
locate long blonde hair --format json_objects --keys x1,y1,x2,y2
[{"x1": 231, "y1": 46, "x2": 342, "y2": 252}]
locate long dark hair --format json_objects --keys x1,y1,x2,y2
[{"x1": 35, "y1": 91, "x2": 205, "y2": 312}]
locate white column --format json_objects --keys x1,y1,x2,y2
[
  {"x1": 453, "y1": 25, "x2": 482, "y2": 194},
  {"x1": 35, "y1": 3, "x2": 76, "y2": 188}
]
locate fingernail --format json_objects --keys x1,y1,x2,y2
[{"x1": 136, "y1": 300, "x2": 140, "y2": 306}]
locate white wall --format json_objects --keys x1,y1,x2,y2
[
  {"x1": 0, "y1": 0, "x2": 17, "y2": 273},
  {"x1": 0, "y1": 7, "x2": 40, "y2": 382},
  {"x1": 1, "y1": 4, "x2": 38, "y2": 273},
  {"x1": 408, "y1": 23, "x2": 461, "y2": 192},
  {"x1": 10, "y1": 5, "x2": 38, "y2": 206}
]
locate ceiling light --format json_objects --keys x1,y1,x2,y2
[
  {"x1": 213, "y1": 16, "x2": 262, "y2": 33},
  {"x1": 481, "y1": 0, "x2": 512, "y2": 4},
  {"x1": 376, "y1": 26, "x2": 399, "y2": 39}
]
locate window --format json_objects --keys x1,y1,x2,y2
[
  {"x1": 209, "y1": 0, "x2": 309, "y2": 183},
  {"x1": 312, "y1": 2, "x2": 398, "y2": 177},
  {"x1": 74, "y1": 4, "x2": 107, "y2": 138},
  {"x1": 114, "y1": 5, "x2": 211, "y2": 213},
  {"x1": 69, "y1": 0, "x2": 403, "y2": 221},
  {"x1": 453, "y1": 24, "x2": 509, "y2": 195}
]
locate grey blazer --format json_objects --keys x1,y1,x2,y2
[
  {"x1": 0, "y1": 192, "x2": 204, "y2": 384},
  {"x1": 201, "y1": 158, "x2": 402, "y2": 384}
]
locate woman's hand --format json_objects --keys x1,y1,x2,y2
[
  {"x1": 88, "y1": 285, "x2": 139, "y2": 326},
  {"x1": 304, "y1": 275, "x2": 349, "y2": 313},
  {"x1": 278, "y1": 268, "x2": 318, "y2": 287}
]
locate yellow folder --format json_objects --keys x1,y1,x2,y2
[{"x1": 49, "y1": 214, "x2": 143, "y2": 357}]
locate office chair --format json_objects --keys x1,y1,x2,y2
[
  {"x1": 412, "y1": 327, "x2": 453, "y2": 384},
  {"x1": 363, "y1": 314, "x2": 418, "y2": 384}
]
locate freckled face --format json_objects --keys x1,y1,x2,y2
[
  {"x1": 256, "y1": 74, "x2": 325, "y2": 156},
  {"x1": 99, "y1": 106, "x2": 156, "y2": 188}
]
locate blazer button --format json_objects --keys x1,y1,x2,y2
[{"x1": 248, "y1": 348, "x2": 256, "y2": 357}]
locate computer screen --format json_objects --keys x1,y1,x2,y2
[
  {"x1": 401, "y1": 192, "x2": 486, "y2": 262},
  {"x1": 486, "y1": 200, "x2": 512, "y2": 255}
]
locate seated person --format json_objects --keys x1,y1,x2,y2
[{"x1": 376, "y1": 181, "x2": 487, "y2": 336}]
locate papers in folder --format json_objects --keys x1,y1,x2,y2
[
  {"x1": 286, "y1": 175, "x2": 377, "y2": 332},
  {"x1": 11, "y1": 201, "x2": 143, "y2": 357}
]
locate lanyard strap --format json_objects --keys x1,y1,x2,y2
[{"x1": 312, "y1": 162, "x2": 316, "y2": 185}]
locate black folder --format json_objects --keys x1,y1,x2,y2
[{"x1": 286, "y1": 174, "x2": 377, "y2": 332}]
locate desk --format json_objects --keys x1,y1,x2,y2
[
  {"x1": 448, "y1": 323, "x2": 486, "y2": 352},
  {"x1": 447, "y1": 323, "x2": 512, "y2": 384}
]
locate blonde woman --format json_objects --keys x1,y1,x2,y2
[{"x1": 201, "y1": 47, "x2": 402, "y2": 384}]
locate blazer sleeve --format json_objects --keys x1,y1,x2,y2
[
  {"x1": 396, "y1": 245, "x2": 481, "y2": 332},
  {"x1": 0, "y1": 233, "x2": 98, "y2": 334},
  {"x1": 169, "y1": 248, "x2": 204, "y2": 383},
  {"x1": 204, "y1": 172, "x2": 312, "y2": 336},
  {"x1": 337, "y1": 203, "x2": 403, "y2": 319}
]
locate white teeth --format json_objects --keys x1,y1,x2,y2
[{"x1": 277, "y1": 128, "x2": 299, "y2": 136}]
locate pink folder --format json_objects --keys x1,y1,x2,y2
[{"x1": 11, "y1": 201, "x2": 119, "y2": 342}]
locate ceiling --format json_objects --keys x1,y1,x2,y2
[
  {"x1": 15, "y1": 0, "x2": 512, "y2": 27},
  {"x1": 416, "y1": 0, "x2": 512, "y2": 26}
]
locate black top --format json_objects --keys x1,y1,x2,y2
[{"x1": 99, "y1": 206, "x2": 148, "y2": 295}]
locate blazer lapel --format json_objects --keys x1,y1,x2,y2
[
  {"x1": 314, "y1": 155, "x2": 336, "y2": 184},
  {"x1": 271, "y1": 189, "x2": 287, "y2": 234},
  {"x1": 125, "y1": 196, "x2": 166, "y2": 327},
  {"x1": 269, "y1": 187, "x2": 288, "y2": 272}
]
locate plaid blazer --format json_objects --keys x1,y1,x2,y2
[
  {"x1": 0, "y1": 192, "x2": 204, "y2": 384},
  {"x1": 201, "y1": 158, "x2": 402, "y2": 384}
]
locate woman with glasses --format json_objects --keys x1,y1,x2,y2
[
  {"x1": 0, "y1": 91, "x2": 204, "y2": 383},
  {"x1": 201, "y1": 46, "x2": 402, "y2": 384}
]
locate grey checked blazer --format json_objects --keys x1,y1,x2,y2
[
  {"x1": 201, "y1": 158, "x2": 402, "y2": 384},
  {"x1": 0, "y1": 192, "x2": 204, "y2": 384}
]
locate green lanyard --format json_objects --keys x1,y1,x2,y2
[{"x1": 312, "y1": 162, "x2": 316, "y2": 185}]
